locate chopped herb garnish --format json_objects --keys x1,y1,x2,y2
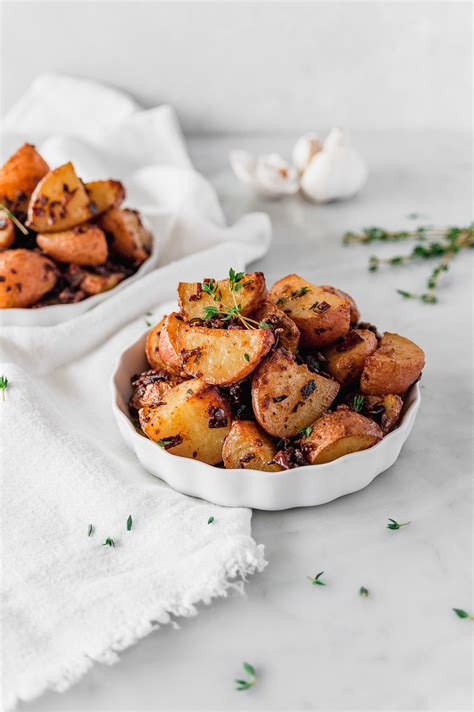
[
  {"x1": 258, "y1": 321, "x2": 271, "y2": 329},
  {"x1": 359, "y1": 586, "x2": 369, "y2": 597},
  {"x1": 208, "y1": 516, "x2": 215, "y2": 525},
  {"x1": 157, "y1": 435, "x2": 183, "y2": 449},
  {"x1": 352, "y1": 394, "x2": 364, "y2": 412},
  {"x1": 299, "y1": 425, "x2": 313, "y2": 438},
  {"x1": 243, "y1": 353, "x2": 250, "y2": 362},
  {"x1": 453, "y1": 608, "x2": 474, "y2": 620},
  {"x1": 292, "y1": 286, "x2": 309, "y2": 298},
  {"x1": 387, "y1": 518, "x2": 411, "y2": 530},
  {"x1": 127, "y1": 515, "x2": 133, "y2": 531},
  {"x1": 307, "y1": 571, "x2": 326, "y2": 586},
  {"x1": 235, "y1": 662, "x2": 256, "y2": 691},
  {"x1": 276, "y1": 297, "x2": 287, "y2": 306},
  {"x1": 103, "y1": 537, "x2": 115, "y2": 547},
  {"x1": 87, "y1": 524, "x2": 94, "y2": 537},
  {"x1": 0, "y1": 375, "x2": 8, "y2": 401}
]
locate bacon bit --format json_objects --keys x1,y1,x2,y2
[
  {"x1": 208, "y1": 405, "x2": 228, "y2": 429},
  {"x1": 291, "y1": 399, "x2": 305, "y2": 413},
  {"x1": 159, "y1": 434, "x2": 183, "y2": 450},
  {"x1": 273, "y1": 394, "x2": 288, "y2": 403},
  {"x1": 239, "y1": 452, "x2": 256, "y2": 467},
  {"x1": 311, "y1": 301, "x2": 330, "y2": 313},
  {"x1": 181, "y1": 347, "x2": 202, "y2": 364},
  {"x1": 301, "y1": 380, "x2": 316, "y2": 399},
  {"x1": 336, "y1": 330, "x2": 364, "y2": 352},
  {"x1": 189, "y1": 283, "x2": 203, "y2": 301}
]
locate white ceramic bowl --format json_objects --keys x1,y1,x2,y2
[
  {"x1": 111, "y1": 330, "x2": 421, "y2": 511},
  {"x1": 0, "y1": 216, "x2": 160, "y2": 327}
]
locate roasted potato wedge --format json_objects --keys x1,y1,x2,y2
[
  {"x1": 222, "y1": 420, "x2": 282, "y2": 471},
  {"x1": 178, "y1": 272, "x2": 266, "y2": 321},
  {"x1": 323, "y1": 328, "x2": 378, "y2": 385},
  {"x1": 80, "y1": 271, "x2": 125, "y2": 296},
  {"x1": 27, "y1": 162, "x2": 94, "y2": 232},
  {"x1": 158, "y1": 313, "x2": 187, "y2": 374},
  {"x1": 36, "y1": 225, "x2": 108, "y2": 266},
  {"x1": 85, "y1": 180, "x2": 125, "y2": 216},
  {"x1": 177, "y1": 323, "x2": 274, "y2": 385},
  {"x1": 268, "y1": 274, "x2": 351, "y2": 348},
  {"x1": 320, "y1": 284, "x2": 360, "y2": 324},
  {"x1": 99, "y1": 207, "x2": 151, "y2": 264},
  {"x1": 0, "y1": 143, "x2": 49, "y2": 216},
  {"x1": 145, "y1": 317, "x2": 171, "y2": 371},
  {"x1": 251, "y1": 348, "x2": 340, "y2": 437},
  {"x1": 129, "y1": 369, "x2": 188, "y2": 415},
  {"x1": 363, "y1": 394, "x2": 404, "y2": 434},
  {"x1": 254, "y1": 300, "x2": 300, "y2": 353},
  {"x1": 0, "y1": 213, "x2": 15, "y2": 250},
  {"x1": 360, "y1": 332, "x2": 425, "y2": 396},
  {"x1": 0, "y1": 249, "x2": 58, "y2": 308},
  {"x1": 300, "y1": 409, "x2": 383, "y2": 464},
  {"x1": 139, "y1": 378, "x2": 231, "y2": 464}
]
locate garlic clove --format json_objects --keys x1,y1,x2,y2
[
  {"x1": 230, "y1": 151, "x2": 299, "y2": 197},
  {"x1": 300, "y1": 128, "x2": 368, "y2": 203},
  {"x1": 292, "y1": 132, "x2": 323, "y2": 174}
]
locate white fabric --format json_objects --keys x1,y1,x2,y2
[{"x1": 0, "y1": 75, "x2": 270, "y2": 710}]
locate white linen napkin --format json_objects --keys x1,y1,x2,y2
[{"x1": 0, "y1": 75, "x2": 270, "y2": 709}]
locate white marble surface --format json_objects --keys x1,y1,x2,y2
[{"x1": 20, "y1": 131, "x2": 472, "y2": 711}]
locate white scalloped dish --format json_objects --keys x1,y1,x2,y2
[{"x1": 111, "y1": 329, "x2": 421, "y2": 511}]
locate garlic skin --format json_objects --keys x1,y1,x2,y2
[
  {"x1": 300, "y1": 128, "x2": 367, "y2": 203},
  {"x1": 230, "y1": 151, "x2": 299, "y2": 198},
  {"x1": 292, "y1": 132, "x2": 322, "y2": 174}
]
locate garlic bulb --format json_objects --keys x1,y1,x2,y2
[
  {"x1": 292, "y1": 132, "x2": 322, "y2": 174},
  {"x1": 229, "y1": 151, "x2": 299, "y2": 198},
  {"x1": 300, "y1": 128, "x2": 367, "y2": 203}
]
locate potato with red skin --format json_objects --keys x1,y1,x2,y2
[
  {"x1": 158, "y1": 313, "x2": 186, "y2": 374},
  {"x1": 0, "y1": 143, "x2": 49, "y2": 216},
  {"x1": 222, "y1": 420, "x2": 282, "y2": 471},
  {"x1": 251, "y1": 347, "x2": 340, "y2": 438},
  {"x1": 99, "y1": 207, "x2": 151, "y2": 264},
  {"x1": 85, "y1": 180, "x2": 125, "y2": 215},
  {"x1": 178, "y1": 272, "x2": 266, "y2": 321},
  {"x1": 0, "y1": 213, "x2": 15, "y2": 250},
  {"x1": 320, "y1": 284, "x2": 360, "y2": 324},
  {"x1": 36, "y1": 225, "x2": 108, "y2": 266},
  {"x1": 268, "y1": 274, "x2": 351, "y2": 348},
  {"x1": 80, "y1": 271, "x2": 125, "y2": 296},
  {"x1": 145, "y1": 317, "x2": 170, "y2": 371},
  {"x1": 363, "y1": 394, "x2": 404, "y2": 434},
  {"x1": 139, "y1": 378, "x2": 232, "y2": 465},
  {"x1": 360, "y1": 332, "x2": 425, "y2": 396},
  {"x1": 27, "y1": 162, "x2": 94, "y2": 232},
  {"x1": 253, "y1": 300, "x2": 300, "y2": 353},
  {"x1": 0, "y1": 249, "x2": 58, "y2": 308},
  {"x1": 300, "y1": 409, "x2": 383, "y2": 464},
  {"x1": 177, "y1": 323, "x2": 274, "y2": 386},
  {"x1": 322, "y1": 329, "x2": 378, "y2": 385}
]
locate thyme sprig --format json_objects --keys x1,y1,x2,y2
[
  {"x1": 352, "y1": 395, "x2": 364, "y2": 413},
  {"x1": 0, "y1": 375, "x2": 8, "y2": 401},
  {"x1": 344, "y1": 224, "x2": 474, "y2": 303},
  {"x1": 103, "y1": 537, "x2": 115, "y2": 547},
  {"x1": 0, "y1": 203, "x2": 29, "y2": 235},
  {"x1": 307, "y1": 571, "x2": 326, "y2": 586},
  {"x1": 235, "y1": 662, "x2": 256, "y2": 691},
  {"x1": 202, "y1": 269, "x2": 270, "y2": 331},
  {"x1": 387, "y1": 518, "x2": 411, "y2": 530}
]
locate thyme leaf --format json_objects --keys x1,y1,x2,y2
[
  {"x1": 127, "y1": 515, "x2": 133, "y2": 531},
  {"x1": 208, "y1": 516, "x2": 215, "y2": 525},
  {"x1": 453, "y1": 608, "x2": 474, "y2": 620},
  {"x1": 235, "y1": 662, "x2": 256, "y2": 691},
  {"x1": 0, "y1": 375, "x2": 8, "y2": 401},
  {"x1": 359, "y1": 586, "x2": 369, "y2": 597},
  {"x1": 352, "y1": 394, "x2": 364, "y2": 412},
  {"x1": 103, "y1": 537, "x2": 115, "y2": 547},
  {"x1": 307, "y1": 571, "x2": 326, "y2": 586},
  {"x1": 387, "y1": 518, "x2": 411, "y2": 530}
]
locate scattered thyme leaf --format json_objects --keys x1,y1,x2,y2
[
  {"x1": 235, "y1": 661, "x2": 256, "y2": 691},
  {"x1": 352, "y1": 394, "x2": 364, "y2": 412},
  {"x1": 103, "y1": 537, "x2": 115, "y2": 547},
  {"x1": 387, "y1": 518, "x2": 411, "y2": 530},
  {"x1": 359, "y1": 586, "x2": 369, "y2": 597},
  {"x1": 127, "y1": 515, "x2": 133, "y2": 531},
  {"x1": 299, "y1": 425, "x2": 313, "y2": 438},
  {"x1": 0, "y1": 375, "x2": 8, "y2": 401},
  {"x1": 258, "y1": 321, "x2": 271, "y2": 329},
  {"x1": 208, "y1": 516, "x2": 215, "y2": 525},
  {"x1": 292, "y1": 286, "x2": 309, "y2": 298},
  {"x1": 453, "y1": 608, "x2": 473, "y2": 620},
  {"x1": 87, "y1": 524, "x2": 94, "y2": 537},
  {"x1": 243, "y1": 353, "x2": 250, "y2": 362},
  {"x1": 307, "y1": 571, "x2": 326, "y2": 586}
]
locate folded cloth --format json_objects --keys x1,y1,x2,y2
[{"x1": 0, "y1": 75, "x2": 270, "y2": 709}]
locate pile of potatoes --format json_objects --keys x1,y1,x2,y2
[
  {"x1": 129, "y1": 271, "x2": 425, "y2": 470},
  {"x1": 0, "y1": 143, "x2": 152, "y2": 308}
]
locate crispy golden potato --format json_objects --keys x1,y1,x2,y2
[
  {"x1": 0, "y1": 213, "x2": 15, "y2": 250},
  {"x1": 80, "y1": 271, "x2": 125, "y2": 296},
  {"x1": 251, "y1": 348, "x2": 340, "y2": 437},
  {"x1": 178, "y1": 272, "x2": 266, "y2": 321},
  {"x1": 363, "y1": 394, "x2": 404, "y2": 434},
  {"x1": 222, "y1": 420, "x2": 282, "y2": 471},
  {"x1": 268, "y1": 274, "x2": 351, "y2": 348},
  {"x1": 300, "y1": 409, "x2": 383, "y2": 464},
  {"x1": 158, "y1": 313, "x2": 186, "y2": 374},
  {"x1": 139, "y1": 378, "x2": 231, "y2": 464},
  {"x1": 145, "y1": 317, "x2": 170, "y2": 371},
  {"x1": 177, "y1": 324, "x2": 274, "y2": 386},
  {"x1": 360, "y1": 332, "x2": 425, "y2": 396},
  {"x1": 129, "y1": 369, "x2": 188, "y2": 415},
  {"x1": 36, "y1": 225, "x2": 108, "y2": 266},
  {"x1": 99, "y1": 207, "x2": 151, "y2": 264},
  {"x1": 27, "y1": 162, "x2": 94, "y2": 232},
  {"x1": 322, "y1": 329, "x2": 378, "y2": 385},
  {"x1": 254, "y1": 300, "x2": 300, "y2": 353},
  {"x1": 320, "y1": 284, "x2": 360, "y2": 324},
  {"x1": 0, "y1": 143, "x2": 49, "y2": 216},
  {"x1": 85, "y1": 180, "x2": 125, "y2": 216},
  {"x1": 0, "y1": 249, "x2": 57, "y2": 308}
]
